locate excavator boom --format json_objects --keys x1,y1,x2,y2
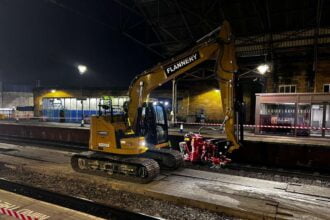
[{"x1": 128, "y1": 21, "x2": 239, "y2": 152}]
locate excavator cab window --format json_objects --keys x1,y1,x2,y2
[
  {"x1": 98, "y1": 98, "x2": 115, "y2": 123},
  {"x1": 98, "y1": 98, "x2": 112, "y2": 116},
  {"x1": 136, "y1": 103, "x2": 168, "y2": 146}
]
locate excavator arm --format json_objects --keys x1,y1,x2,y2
[{"x1": 127, "y1": 21, "x2": 240, "y2": 153}]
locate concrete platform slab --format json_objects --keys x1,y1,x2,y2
[{"x1": 0, "y1": 189, "x2": 103, "y2": 220}]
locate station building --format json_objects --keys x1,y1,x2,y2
[
  {"x1": 33, "y1": 84, "x2": 224, "y2": 123},
  {"x1": 33, "y1": 87, "x2": 128, "y2": 122},
  {"x1": 254, "y1": 60, "x2": 330, "y2": 137},
  {"x1": 0, "y1": 82, "x2": 34, "y2": 118}
]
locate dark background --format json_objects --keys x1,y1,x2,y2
[
  {"x1": 0, "y1": 0, "x2": 329, "y2": 88},
  {"x1": 0, "y1": 0, "x2": 156, "y2": 87}
]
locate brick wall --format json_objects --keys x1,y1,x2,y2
[
  {"x1": 177, "y1": 87, "x2": 224, "y2": 122},
  {"x1": 293, "y1": 73, "x2": 310, "y2": 92},
  {"x1": 315, "y1": 61, "x2": 330, "y2": 92},
  {"x1": 265, "y1": 62, "x2": 313, "y2": 93}
]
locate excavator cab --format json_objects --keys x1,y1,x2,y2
[{"x1": 136, "y1": 103, "x2": 168, "y2": 147}]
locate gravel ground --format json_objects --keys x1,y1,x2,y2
[
  {"x1": 185, "y1": 162, "x2": 330, "y2": 188},
  {"x1": 0, "y1": 165, "x2": 236, "y2": 220}
]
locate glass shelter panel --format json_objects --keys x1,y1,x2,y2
[
  {"x1": 310, "y1": 104, "x2": 324, "y2": 136},
  {"x1": 296, "y1": 104, "x2": 311, "y2": 136},
  {"x1": 326, "y1": 104, "x2": 330, "y2": 137},
  {"x1": 259, "y1": 103, "x2": 295, "y2": 135},
  {"x1": 41, "y1": 96, "x2": 129, "y2": 123}
]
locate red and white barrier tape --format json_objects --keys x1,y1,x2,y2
[
  {"x1": 0, "y1": 208, "x2": 38, "y2": 220},
  {"x1": 173, "y1": 122, "x2": 330, "y2": 130},
  {"x1": 2, "y1": 116, "x2": 330, "y2": 131}
]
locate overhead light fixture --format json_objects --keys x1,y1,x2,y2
[
  {"x1": 77, "y1": 65, "x2": 87, "y2": 75},
  {"x1": 256, "y1": 64, "x2": 270, "y2": 75}
]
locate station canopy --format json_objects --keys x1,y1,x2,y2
[{"x1": 49, "y1": 0, "x2": 330, "y2": 79}]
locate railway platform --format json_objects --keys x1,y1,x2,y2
[
  {"x1": 0, "y1": 120, "x2": 329, "y2": 170},
  {"x1": 0, "y1": 141, "x2": 329, "y2": 219},
  {"x1": 0, "y1": 189, "x2": 102, "y2": 220},
  {"x1": 0, "y1": 120, "x2": 329, "y2": 147}
]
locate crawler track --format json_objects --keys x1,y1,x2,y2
[
  {"x1": 71, "y1": 151, "x2": 160, "y2": 184},
  {"x1": 0, "y1": 178, "x2": 160, "y2": 220},
  {"x1": 141, "y1": 148, "x2": 184, "y2": 170}
]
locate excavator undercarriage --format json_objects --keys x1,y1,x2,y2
[
  {"x1": 71, "y1": 101, "x2": 183, "y2": 183},
  {"x1": 71, "y1": 147, "x2": 183, "y2": 183},
  {"x1": 71, "y1": 151, "x2": 160, "y2": 183}
]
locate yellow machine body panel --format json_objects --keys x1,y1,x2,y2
[{"x1": 89, "y1": 116, "x2": 148, "y2": 155}]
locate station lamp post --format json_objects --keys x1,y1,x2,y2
[
  {"x1": 256, "y1": 64, "x2": 270, "y2": 75},
  {"x1": 77, "y1": 65, "x2": 87, "y2": 127},
  {"x1": 236, "y1": 63, "x2": 271, "y2": 141},
  {"x1": 238, "y1": 63, "x2": 270, "y2": 79}
]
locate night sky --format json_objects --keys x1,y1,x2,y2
[{"x1": 0, "y1": 0, "x2": 157, "y2": 88}]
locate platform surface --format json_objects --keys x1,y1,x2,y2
[
  {"x1": 169, "y1": 127, "x2": 330, "y2": 147},
  {"x1": 1, "y1": 120, "x2": 329, "y2": 147},
  {"x1": 0, "y1": 189, "x2": 103, "y2": 220},
  {"x1": 0, "y1": 141, "x2": 329, "y2": 219}
]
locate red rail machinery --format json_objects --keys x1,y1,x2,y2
[{"x1": 179, "y1": 133, "x2": 232, "y2": 168}]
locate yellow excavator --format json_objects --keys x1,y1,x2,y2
[{"x1": 71, "y1": 21, "x2": 240, "y2": 183}]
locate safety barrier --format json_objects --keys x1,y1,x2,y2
[
  {"x1": 173, "y1": 121, "x2": 330, "y2": 130},
  {"x1": 1, "y1": 116, "x2": 330, "y2": 131},
  {"x1": 0, "y1": 207, "x2": 38, "y2": 220}
]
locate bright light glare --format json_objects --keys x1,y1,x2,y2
[
  {"x1": 257, "y1": 64, "x2": 270, "y2": 74},
  {"x1": 153, "y1": 101, "x2": 158, "y2": 105},
  {"x1": 164, "y1": 101, "x2": 169, "y2": 106},
  {"x1": 78, "y1": 65, "x2": 87, "y2": 74},
  {"x1": 51, "y1": 89, "x2": 56, "y2": 93}
]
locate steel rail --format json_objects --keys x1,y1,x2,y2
[{"x1": 226, "y1": 163, "x2": 330, "y2": 181}]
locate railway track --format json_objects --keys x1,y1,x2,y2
[
  {"x1": 226, "y1": 163, "x2": 330, "y2": 182},
  {"x1": 0, "y1": 178, "x2": 160, "y2": 220},
  {"x1": 0, "y1": 135, "x2": 87, "y2": 151},
  {"x1": 181, "y1": 161, "x2": 330, "y2": 185}
]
